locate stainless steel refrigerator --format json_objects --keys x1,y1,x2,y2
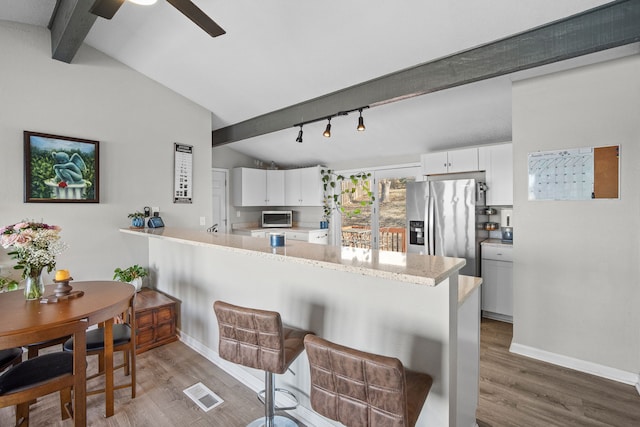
[{"x1": 406, "y1": 172, "x2": 487, "y2": 277}]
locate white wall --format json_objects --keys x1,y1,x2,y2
[
  {"x1": 0, "y1": 21, "x2": 212, "y2": 283},
  {"x1": 512, "y1": 55, "x2": 640, "y2": 377}
]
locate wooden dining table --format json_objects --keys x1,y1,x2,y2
[{"x1": 0, "y1": 281, "x2": 135, "y2": 419}]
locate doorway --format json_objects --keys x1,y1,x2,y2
[{"x1": 339, "y1": 165, "x2": 420, "y2": 251}]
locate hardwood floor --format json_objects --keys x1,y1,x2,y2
[
  {"x1": 0, "y1": 342, "x2": 276, "y2": 426},
  {"x1": 477, "y1": 319, "x2": 640, "y2": 427},
  {"x1": 2, "y1": 319, "x2": 639, "y2": 426}
]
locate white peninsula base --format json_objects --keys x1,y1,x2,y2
[{"x1": 121, "y1": 227, "x2": 480, "y2": 427}]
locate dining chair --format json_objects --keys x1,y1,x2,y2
[
  {"x1": 24, "y1": 336, "x2": 70, "y2": 360},
  {"x1": 0, "y1": 348, "x2": 22, "y2": 371},
  {"x1": 0, "y1": 319, "x2": 87, "y2": 427},
  {"x1": 63, "y1": 294, "x2": 136, "y2": 409}
]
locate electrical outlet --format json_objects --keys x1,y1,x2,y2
[
  {"x1": 152, "y1": 206, "x2": 159, "y2": 215},
  {"x1": 200, "y1": 217, "x2": 206, "y2": 226},
  {"x1": 236, "y1": 211, "x2": 241, "y2": 218}
]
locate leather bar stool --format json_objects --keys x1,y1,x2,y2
[
  {"x1": 213, "y1": 300, "x2": 314, "y2": 427},
  {"x1": 304, "y1": 334, "x2": 433, "y2": 427}
]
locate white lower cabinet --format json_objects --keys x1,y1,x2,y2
[
  {"x1": 231, "y1": 229, "x2": 266, "y2": 237},
  {"x1": 481, "y1": 244, "x2": 513, "y2": 322},
  {"x1": 307, "y1": 230, "x2": 329, "y2": 245},
  {"x1": 285, "y1": 230, "x2": 328, "y2": 245}
]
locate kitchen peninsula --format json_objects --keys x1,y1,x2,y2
[{"x1": 120, "y1": 227, "x2": 481, "y2": 427}]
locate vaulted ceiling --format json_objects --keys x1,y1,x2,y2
[{"x1": 2, "y1": 0, "x2": 638, "y2": 167}]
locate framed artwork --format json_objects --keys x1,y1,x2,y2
[{"x1": 23, "y1": 131, "x2": 100, "y2": 203}]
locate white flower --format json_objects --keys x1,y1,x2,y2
[{"x1": 0, "y1": 221, "x2": 67, "y2": 278}]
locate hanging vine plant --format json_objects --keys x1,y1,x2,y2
[{"x1": 321, "y1": 169, "x2": 375, "y2": 222}]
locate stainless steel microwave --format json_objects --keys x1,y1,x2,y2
[{"x1": 261, "y1": 211, "x2": 292, "y2": 228}]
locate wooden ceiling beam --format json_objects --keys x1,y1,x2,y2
[
  {"x1": 50, "y1": 0, "x2": 98, "y2": 63},
  {"x1": 212, "y1": 0, "x2": 640, "y2": 146}
]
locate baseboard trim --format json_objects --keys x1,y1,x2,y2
[
  {"x1": 510, "y1": 342, "x2": 640, "y2": 389},
  {"x1": 177, "y1": 330, "x2": 335, "y2": 427}
]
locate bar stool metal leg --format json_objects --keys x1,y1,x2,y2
[{"x1": 247, "y1": 372, "x2": 298, "y2": 427}]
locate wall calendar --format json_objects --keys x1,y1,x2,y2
[
  {"x1": 527, "y1": 147, "x2": 594, "y2": 201},
  {"x1": 174, "y1": 143, "x2": 193, "y2": 203}
]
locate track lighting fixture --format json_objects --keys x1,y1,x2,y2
[
  {"x1": 323, "y1": 118, "x2": 332, "y2": 138},
  {"x1": 293, "y1": 105, "x2": 369, "y2": 142},
  {"x1": 357, "y1": 109, "x2": 365, "y2": 131},
  {"x1": 296, "y1": 125, "x2": 303, "y2": 143}
]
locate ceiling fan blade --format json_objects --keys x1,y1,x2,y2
[
  {"x1": 90, "y1": 0, "x2": 126, "y2": 19},
  {"x1": 166, "y1": 0, "x2": 226, "y2": 37}
]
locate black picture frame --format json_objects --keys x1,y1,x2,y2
[{"x1": 23, "y1": 131, "x2": 100, "y2": 203}]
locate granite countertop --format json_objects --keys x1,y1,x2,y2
[
  {"x1": 481, "y1": 238, "x2": 513, "y2": 248},
  {"x1": 458, "y1": 275, "x2": 482, "y2": 306},
  {"x1": 120, "y1": 227, "x2": 466, "y2": 287}
]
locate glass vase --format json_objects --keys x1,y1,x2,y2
[{"x1": 24, "y1": 269, "x2": 45, "y2": 300}]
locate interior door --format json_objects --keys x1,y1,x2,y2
[{"x1": 212, "y1": 169, "x2": 228, "y2": 232}]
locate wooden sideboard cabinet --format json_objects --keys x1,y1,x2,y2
[{"x1": 135, "y1": 288, "x2": 178, "y2": 354}]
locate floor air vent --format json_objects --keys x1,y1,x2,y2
[{"x1": 183, "y1": 382, "x2": 224, "y2": 412}]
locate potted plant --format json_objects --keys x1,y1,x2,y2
[
  {"x1": 128, "y1": 211, "x2": 145, "y2": 228},
  {"x1": 113, "y1": 264, "x2": 148, "y2": 292},
  {"x1": 320, "y1": 169, "x2": 375, "y2": 228},
  {"x1": 0, "y1": 276, "x2": 19, "y2": 293}
]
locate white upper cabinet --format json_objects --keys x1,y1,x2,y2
[
  {"x1": 232, "y1": 168, "x2": 285, "y2": 206},
  {"x1": 266, "y1": 170, "x2": 285, "y2": 206},
  {"x1": 285, "y1": 166, "x2": 322, "y2": 206},
  {"x1": 421, "y1": 148, "x2": 478, "y2": 175},
  {"x1": 448, "y1": 148, "x2": 479, "y2": 173},
  {"x1": 233, "y1": 167, "x2": 264, "y2": 206},
  {"x1": 478, "y1": 143, "x2": 513, "y2": 206},
  {"x1": 297, "y1": 166, "x2": 323, "y2": 206},
  {"x1": 421, "y1": 151, "x2": 449, "y2": 174},
  {"x1": 284, "y1": 169, "x2": 302, "y2": 206}
]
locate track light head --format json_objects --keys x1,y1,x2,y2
[
  {"x1": 296, "y1": 126, "x2": 303, "y2": 143},
  {"x1": 323, "y1": 118, "x2": 332, "y2": 138},
  {"x1": 357, "y1": 109, "x2": 365, "y2": 131}
]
